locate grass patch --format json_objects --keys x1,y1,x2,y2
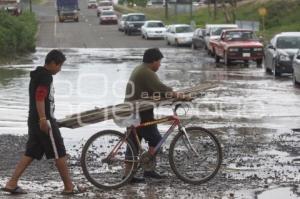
[{"x1": 0, "y1": 11, "x2": 38, "y2": 63}]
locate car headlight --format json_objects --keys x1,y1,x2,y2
[
  {"x1": 279, "y1": 54, "x2": 290, "y2": 61},
  {"x1": 229, "y1": 48, "x2": 239, "y2": 52},
  {"x1": 73, "y1": 10, "x2": 78, "y2": 13},
  {"x1": 253, "y1": 48, "x2": 263, "y2": 51},
  {"x1": 129, "y1": 24, "x2": 134, "y2": 27}
]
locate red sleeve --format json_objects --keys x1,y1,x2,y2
[{"x1": 35, "y1": 85, "x2": 48, "y2": 101}]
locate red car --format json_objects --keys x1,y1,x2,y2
[
  {"x1": 99, "y1": 10, "x2": 117, "y2": 25},
  {"x1": 211, "y1": 29, "x2": 264, "y2": 66}
]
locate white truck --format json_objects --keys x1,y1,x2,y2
[{"x1": 204, "y1": 24, "x2": 238, "y2": 56}]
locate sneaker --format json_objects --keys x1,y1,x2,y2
[
  {"x1": 123, "y1": 176, "x2": 146, "y2": 184},
  {"x1": 143, "y1": 170, "x2": 167, "y2": 179}
]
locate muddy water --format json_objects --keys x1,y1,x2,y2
[{"x1": 0, "y1": 48, "x2": 299, "y2": 198}]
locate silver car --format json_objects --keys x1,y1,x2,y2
[
  {"x1": 264, "y1": 32, "x2": 300, "y2": 76},
  {"x1": 292, "y1": 49, "x2": 300, "y2": 85},
  {"x1": 118, "y1": 14, "x2": 127, "y2": 32}
]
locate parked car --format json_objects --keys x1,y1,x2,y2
[
  {"x1": 192, "y1": 28, "x2": 206, "y2": 49},
  {"x1": 88, "y1": 0, "x2": 97, "y2": 8},
  {"x1": 141, "y1": 20, "x2": 166, "y2": 40},
  {"x1": 265, "y1": 32, "x2": 300, "y2": 76},
  {"x1": 0, "y1": 0, "x2": 21, "y2": 16},
  {"x1": 118, "y1": 14, "x2": 127, "y2": 31},
  {"x1": 205, "y1": 24, "x2": 238, "y2": 55},
  {"x1": 212, "y1": 29, "x2": 264, "y2": 66},
  {"x1": 165, "y1": 24, "x2": 194, "y2": 46},
  {"x1": 99, "y1": 10, "x2": 117, "y2": 24},
  {"x1": 124, "y1": 13, "x2": 146, "y2": 35},
  {"x1": 292, "y1": 49, "x2": 300, "y2": 85},
  {"x1": 97, "y1": 1, "x2": 113, "y2": 17}
]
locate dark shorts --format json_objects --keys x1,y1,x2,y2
[
  {"x1": 126, "y1": 109, "x2": 162, "y2": 158},
  {"x1": 25, "y1": 119, "x2": 66, "y2": 160}
]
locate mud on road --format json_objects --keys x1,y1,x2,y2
[{"x1": 0, "y1": 48, "x2": 300, "y2": 198}]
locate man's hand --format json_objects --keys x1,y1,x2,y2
[{"x1": 39, "y1": 119, "x2": 49, "y2": 134}]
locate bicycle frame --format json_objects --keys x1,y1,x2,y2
[{"x1": 107, "y1": 104, "x2": 197, "y2": 162}]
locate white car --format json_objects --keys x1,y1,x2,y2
[
  {"x1": 141, "y1": 20, "x2": 166, "y2": 40},
  {"x1": 118, "y1": 14, "x2": 127, "y2": 31},
  {"x1": 165, "y1": 24, "x2": 194, "y2": 46},
  {"x1": 97, "y1": 1, "x2": 113, "y2": 17},
  {"x1": 88, "y1": 0, "x2": 97, "y2": 9}
]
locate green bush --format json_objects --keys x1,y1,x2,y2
[{"x1": 0, "y1": 11, "x2": 37, "y2": 59}]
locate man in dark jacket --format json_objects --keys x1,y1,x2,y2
[{"x1": 124, "y1": 48, "x2": 183, "y2": 183}]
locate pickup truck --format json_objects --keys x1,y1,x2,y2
[
  {"x1": 204, "y1": 24, "x2": 238, "y2": 56},
  {"x1": 211, "y1": 29, "x2": 264, "y2": 66}
]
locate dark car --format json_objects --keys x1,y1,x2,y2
[
  {"x1": 124, "y1": 13, "x2": 146, "y2": 36},
  {"x1": 264, "y1": 32, "x2": 300, "y2": 76},
  {"x1": 192, "y1": 28, "x2": 206, "y2": 49}
]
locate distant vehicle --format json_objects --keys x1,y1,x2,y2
[
  {"x1": 97, "y1": 1, "x2": 113, "y2": 17},
  {"x1": 56, "y1": 0, "x2": 79, "y2": 22},
  {"x1": 165, "y1": 24, "x2": 194, "y2": 47},
  {"x1": 124, "y1": 13, "x2": 146, "y2": 36},
  {"x1": 99, "y1": 10, "x2": 117, "y2": 24},
  {"x1": 265, "y1": 32, "x2": 300, "y2": 76},
  {"x1": 0, "y1": 0, "x2": 21, "y2": 16},
  {"x1": 205, "y1": 24, "x2": 238, "y2": 55},
  {"x1": 212, "y1": 29, "x2": 264, "y2": 66},
  {"x1": 293, "y1": 49, "x2": 300, "y2": 85},
  {"x1": 192, "y1": 28, "x2": 206, "y2": 49},
  {"x1": 88, "y1": 0, "x2": 97, "y2": 9},
  {"x1": 141, "y1": 20, "x2": 166, "y2": 40},
  {"x1": 118, "y1": 14, "x2": 127, "y2": 32}
]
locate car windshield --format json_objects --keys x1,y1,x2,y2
[
  {"x1": 128, "y1": 15, "x2": 146, "y2": 21},
  {"x1": 99, "y1": 2, "x2": 112, "y2": 6},
  {"x1": 147, "y1": 22, "x2": 164, "y2": 28},
  {"x1": 89, "y1": 0, "x2": 96, "y2": 3},
  {"x1": 102, "y1": 11, "x2": 114, "y2": 15},
  {"x1": 224, "y1": 31, "x2": 257, "y2": 41},
  {"x1": 211, "y1": 27, "x2": 236, "y2": 36},
  {"x1": 276, "y1": 36, "x2": 300, "y2": 49},
  {"x1": 176, "y1": 26, "x2": 193, "y2": 33},
  {"x1": 121, "y1": 16, "x2": 127, "y2": 20}
]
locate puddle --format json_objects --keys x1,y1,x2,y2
[{"x1": 257, "y1": 187, "x2": 299, "y2": 199}]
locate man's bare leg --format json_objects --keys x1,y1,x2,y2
[
  {"x1": 55, "y1": 156, "x2": 74, "y2": 192},
  {"x1": 5, "y1": 155, "x2": 33, "y2": 189}
]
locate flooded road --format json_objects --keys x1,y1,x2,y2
[{"x1": 0, "y1": 48, "x2": 299, "y2": 198}]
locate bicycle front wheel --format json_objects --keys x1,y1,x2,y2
[
  {"x1": 169, "y1": 127, "x2": 222, "y2": 184},
  {"x1": 81, "y1": 130, "x2": 137, "y2": 189}
]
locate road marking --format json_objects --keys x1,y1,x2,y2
[{"x1": 54, "y1": 16, "x2": 57, "y2": 37}]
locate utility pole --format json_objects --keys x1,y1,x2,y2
[
  {"x1": 190, "y1": 0, "x2": 192, "y2": 20},
  {"x1": 165, "y1": 0, "x2": 168, "y2": 20},
  {"x1": 29, "y1": 0, "x2": 32, "y2": 12}
]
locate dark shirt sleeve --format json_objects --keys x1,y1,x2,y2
[{"x1": 144, "y1": 70, "x2": 173, "y2": 96}]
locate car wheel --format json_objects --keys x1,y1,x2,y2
[
  {"x1": 215, "y1": 54, "x2": 220, "y2": 63},
  {"x1": 224, "y1": 53, "x2": 231, "y2": 66},
  {"x1": 273, "y1": 65, "x2": 281, "y2": 77},
  {"x1": 293, "y1": 73, "x2": 300, "y2": 85},
  {"x1": 166, "y1": 39, "x2": 170, "y2": 45},
  {"x1": 191, "y1": 43, "x2": 197, "y2": 50},
  {"x1": 256, "y1": 59, "x2": 263, "y2": 68},
  {"x1": 145, "y1": 33, "x2": 148, "y2": 40}
]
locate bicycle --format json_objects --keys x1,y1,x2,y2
[{"x1": 81, "y1": 102, "x2": 222, "y2": 189}]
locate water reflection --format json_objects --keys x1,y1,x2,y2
[{"x1": 0, "y1": 67, "x2": 27, "y2": 86}]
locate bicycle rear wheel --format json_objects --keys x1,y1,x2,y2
[
  {"x1": 169, "y1": 127, "x2": 222, "y2": 184},
  {"x1": 81, "y1": 130, "x2": 137, "y2": 189}
]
